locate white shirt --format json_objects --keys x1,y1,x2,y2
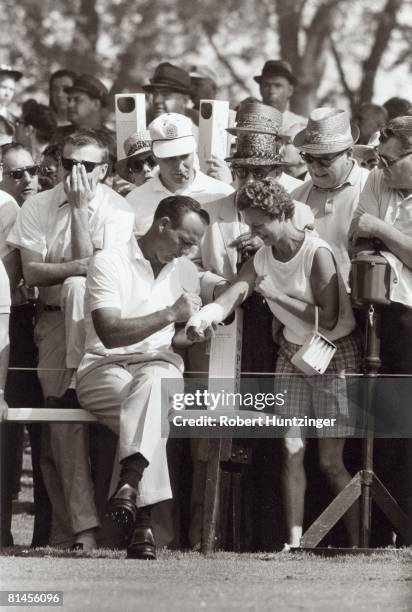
[
  {"x1": 7, "y1": 182, "x2": 134, "y2": 306},
  {"x1": 81, "y1": 239, "x2": 199, "y2": 364},
  {"x1": 353, "y1": 168, "x2": 412, "y2": 307},
  {"x1": 278, "y1": 172, "x2": 302, "y2": 192},
  {"x1": 0, "y1": 190, "x2": 19, "y2": 259},
  {"x1": 292, "y1": 162, "x2": 369, "y2": 288},
  {"x1": 0, "y1": 259, "x2": 10, "y2": 314},
  {"x1": 126, "y1": 168, "x2": 234, "y2": 237},
  {"x1": 254, "y1": 233, "x2": 355, "y2": 345},
  {"x1": 281, "y1": 110, "x2": 307, "y2": 138}
]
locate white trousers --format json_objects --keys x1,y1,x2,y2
[
  {"x1": 77, "y1": 353, "x2": 183, "y2": 507},
  {"x1": 35, "y1": 277, "x2": 98, "y2": 542}
]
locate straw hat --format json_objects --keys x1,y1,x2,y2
[
  {"x1": 293, "y1": 107, "x2": 359, "y2": 154},
  {"x1": 225, "y1": 99, "x2": 282, "y2": 166},
  {"x1": 116, "y1": 130, "x2": 152, "y2": 181}
]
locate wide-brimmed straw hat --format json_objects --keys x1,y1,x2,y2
[
  {"x1": 293, "y1": 107, "x2": 359, "y2": 154},
  {"x1": 225, "y1": 99, "x2": 282, "y2": 166},
  {"x1": 116, "y1": 130, "x2": 153, "y2": 181}
]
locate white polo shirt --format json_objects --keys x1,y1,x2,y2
[
  {"x1": 126, "y1": 168, "x2": 234, "y2": 236},
  {"x1": 0, "y1": 190, "x2": 19, "y2": 259},
  {"x1": 80, "y1": 239, "x2": 200, "y2": 365},
  {"x1": 7, "y1": 182, "x2": 134, "y2": 306}
]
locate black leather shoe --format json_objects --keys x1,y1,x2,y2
[
  {"x1": 127, "y1": 527, "x2": 156, "y2": 560},
  {"x1": 45, "y1": 388, "x2": 81, "y2": 408},
  {"x1": 107, "y1": 483, "x2": 138, "y2": 531}
]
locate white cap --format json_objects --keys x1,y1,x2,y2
[{"x1": 149, "y1": 113, "x2": 196, "y2": 158}]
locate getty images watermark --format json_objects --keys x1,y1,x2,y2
[{"x1": 160, "y1": 378, "x2": 348, "y2": 438}]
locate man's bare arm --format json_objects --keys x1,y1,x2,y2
[
  {"x1": 20, "y1": 248, "x2": 89, "y2": 288},
  {"x1": 350, "y1": 213, "x2": 412, "y2": 269},
  {"x1": 2, "y1": 249, "x2": 22, "y2": 293},
  {"x1": 92, "y1": 292, "x2": 201, "y2": 349}
]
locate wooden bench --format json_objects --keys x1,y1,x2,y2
[{"x1": 1, "y1": 404, "x2": 234, "y2": 554}]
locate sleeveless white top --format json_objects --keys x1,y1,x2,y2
[{"x1": 253, "y1": 232, "x2": 355, "y2": 345}]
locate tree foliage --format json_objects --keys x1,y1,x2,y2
[{"x1": 0, "y1": 0, "x2": 410, "y2": 113}]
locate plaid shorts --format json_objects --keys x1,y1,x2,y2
[{"x1": 273, "y1": 330, "x2": 362, "y2": 437}]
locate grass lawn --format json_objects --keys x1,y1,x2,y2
[{"x1": 2, "y1": 447, "x2": 411, "y2": 612}]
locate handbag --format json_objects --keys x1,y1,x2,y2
[{"x1": 290, "y1": 306, "x2": 337, "y2": 375}]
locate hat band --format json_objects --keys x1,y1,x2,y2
[
  {"x1": 304, "y1": 128, "x2": 352, "y2": 145},
  {"x1": 152, "y1": 135, "x2": 192, "y2": 144}
]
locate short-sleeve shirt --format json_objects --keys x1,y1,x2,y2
[
  {"x1": 7, "y1": 182, "x2": 135, "y2": 306},
  {"x1": 0, "y1": 190, "x2": 19, "y2": 259},
  {"x1": 353, "y1": 168, "x2": 412, "y2": 307},
  {"x1": 82, "y1": 239, "x2": 200, "y2": 361},
  {"x1": 0, "y1": 259, "x2": 10, "y2": 314},
  {"x1": 292, "y1": 162, "x2": 369, "y2": 288},
  {"x1": 126, "y1": 168, "x2": 234, "y2": 237}
]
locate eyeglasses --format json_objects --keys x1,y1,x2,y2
[
  {"x1": 127, "y1": 156, "x2": 157, "y2": 174},
  {"x1": 376, "y1": 149, "x2": 412, "y2": 168},
  {"x1": 3, "y1": 165, "x2": 39, "y2": 179},
  {"x1": 300, "y1": 149, "x2": 349, "y2": 168},
  {"x1": 232, "y1": 166, "x2": 275, "y2": 180},
  {"x1": 60, "y1": 157, "x2": 104, "y2": 173}
]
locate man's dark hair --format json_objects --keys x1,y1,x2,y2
[
  {"x1": 0, "y1": 142, "x2": 31, "y2": 164},
  {"x1": 63, "y1": 129, "x2": 109, "y2": 162},
  {"x1": 154, "y1": 195, "x2": 210, "y2": 227},
  {"x1": 379, "y1": 116, "x2": 412, "y2": 152},
  {"x1": 237, "y1": 176, "x2": 295, "y2": 220},
  {"x1": 382, "y1": 97, "x2": 412, "y2": 121},
  {"x1": 354, "y1": 102, "x2": 388, "y2": 123},
  {"x1": 22, "y1": 99, "x2": 57, "y2": 143}
]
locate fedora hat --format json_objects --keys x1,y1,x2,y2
[
  {"x1": 293, "y1": 107, "x2": 360, "y2": 154},
  {"x1": 254, "y1": 60, "x2": 298, "y2": 86},
  {"x1": 143, "y1": 62, "x2": 191, "y2": 96},
  {"x1": 116, "y1": 130, "x2": 153, "y2": 181},
  {"x1": 227, "y1": 99, "x2": 282, "y2": 136},
  {"x1": 0, "y1": 64, "x2": 23, "y2": 82},
  {"x1": 65, "y1": 74, "x2": 110, "y2": 108}
]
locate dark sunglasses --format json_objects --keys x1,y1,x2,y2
[
  {"x1": 39, "y1": 166, "x2": 58, "y2": 177},
  {"x1": 376, "y1": 149, "x2": 412, "y2": 168},
  {"x1": 127, "y1": 156, "x2": 157, "y2": 174},
  {"x1": 60, "y1": 157, "x2": 104, "y2": 173},
  {"x1": 4, "y1": 165, "x2": 39, "y2": 179},
  {"x1": 300, "y1": 149, "x2": 349, "y2": 168},
  {"x1": 232, "y1": 166, "x2": 274, "y2": 180}
]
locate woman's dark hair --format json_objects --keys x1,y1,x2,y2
[
  {"x1": 237, "y1": 176, "x2": 295, "y2": 220},
  {"x1": 22, "y1": 99, "x2": 57, "y2": 143},
  {"x1": 49, "y1": 69, "x2": 77, "y2": 110}
]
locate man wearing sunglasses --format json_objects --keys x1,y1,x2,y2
[
  {"x1": 349, "y1": 116, "x2": 412, "y2": 543},
  {"x1": 7, "y1": 129, "x2": 135, "y2": 550},
  {"x1": 291, "y1": 107, "x2": 369, "y2": 289},
  {"x1": 0, "y1": 143, "x2": 39, "y2": 206}
]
